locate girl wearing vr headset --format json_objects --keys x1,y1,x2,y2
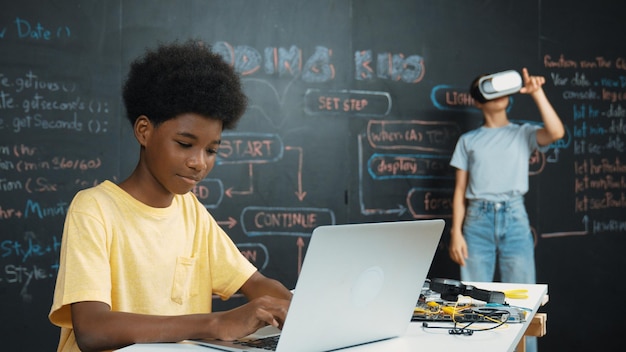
[
  {"x1": 448, "y1": 67, "x2": 564, "y2": 284},
  {"x1": 448, "y1": 68, "x2": 563, "y2": 352}
]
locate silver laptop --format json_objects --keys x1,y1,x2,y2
[{"x1": 187, "y1": 219, "x2": 445, "y2": 352}]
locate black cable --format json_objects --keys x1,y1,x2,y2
[
  {"x1": 421, "y1": 322, "x2": 474, "y2": 336},
  {"x1": 421, "y1": 309, "x2": 511, "y2": 335}
]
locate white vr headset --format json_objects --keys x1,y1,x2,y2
[{"x1": 474, "y1": 70, "x2": 522, "y2": 102}]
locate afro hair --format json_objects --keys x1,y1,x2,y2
[{"x1": 122, "y1": 39, "x2": 247, "y2": 130}]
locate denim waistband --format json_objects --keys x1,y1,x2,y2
[{"x1": 467, "y1": 196, "x2": 524, "y2": 211}]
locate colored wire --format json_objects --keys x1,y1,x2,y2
[{"x1": 420, "y1": 299, "x2": 511, "y2": 335}]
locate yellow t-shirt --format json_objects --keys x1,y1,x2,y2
[{"x1": 49, "y1": 181, "x2": 257, "y2": 352}]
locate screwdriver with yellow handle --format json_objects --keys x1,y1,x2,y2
[{"x1": 503, "y1": 289, "x2": 529, "y2": 299}]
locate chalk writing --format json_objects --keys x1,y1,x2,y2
[
  {"x1": 303, "y1": 89, "x2": 392, "y2": 117},
  {"x1": 354, "y1": 50, "x2": 425, "y2": 83},
  {"x1": 241, "y1": 206, "x2": 335, "y2": 237},
  {"x1": 1, "y1": 235, "x2": 61, "y2": 263},
  {"x1": 430, "y1": 85, "x2": 475, "y2": 111},
  {"x1": 212, "y1": 41, "x2": 426, "y2": 84},
  {"x1": 368, "y1": 154, "x2": 453, "y2": 180},
  {"x1": 591, "y1": 219, "x2": 626, "y2": 234},
  {"x1": 430, "y1": 85, "x2": 516, "y2": 113},
  {"x1": 0, "y1": 17, "x2": 71, "y2": 41},
  {"x1": 0, "y1": 70, "x2": 111, "y2": 136},
  {"x1": 218, "y1": 132, "x2": 283, "y2": 164},
  {"x1": 1, "y1": 68, "x2": 117, "y2": 310},
  {"x1": 407, "y1": 188, "x2": 453, "y2": 219},
  {"x1": 367, "y1": 120, "x2": 460, "y2": 153},
  {"x1": 193, "y1": 178, "x2": 225, "y2": 209},
  {"x1": 0, "y1": 228, "x2": 61, "y2": 301},
  {"x1": 543, "y1": 54, "x2": 626, "y2": 237},
  {"x1": 214, "y1": 41, "x2": 336, "y2": 83},
  {"x1": 356, "y1": 131, "x2": 454, "y2": 218}
]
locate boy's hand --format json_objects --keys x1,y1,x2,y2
[
  {"x1": 519, "y1": 67, "x2": 545, "y2": 95},
  {"x1": 213, "y1": 296, "x2": 290, "y2": 341}
]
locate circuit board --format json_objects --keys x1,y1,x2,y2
[
  {"x1": 413, "y1": 301, "x2": 527, "y2": 323},
  {"x1": 413, "y1": 288, "x2": 527, "y2": 323}
]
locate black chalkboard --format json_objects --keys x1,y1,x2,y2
[
  {"x1": 0, "y1": 1, "x2": 624, "y2": 351},
  {"x1": 532, "y1": 1, "x2": 626, "y2": 349},
  {"x1": 0, "y1": 1, "x2": 120, "y2": 349}
]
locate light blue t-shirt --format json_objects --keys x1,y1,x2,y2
[{"x1": 449, "y1": 123, "x2": 547, "y2": 202}]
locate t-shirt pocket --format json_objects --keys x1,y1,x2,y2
[{"x1": 171, "y1": 256, "x2": 199, "y2": 304}]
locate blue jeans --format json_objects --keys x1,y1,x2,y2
[
  {"x1": 461, "y1": 196, "x2": 537, "y2": 352},
  {"x1": 460, "y1": 196, "x2": 536, "y2": 284}
]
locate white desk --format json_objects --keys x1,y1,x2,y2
[{"x1": 118, "y1": 282, "x2": 548, "y2": 352}]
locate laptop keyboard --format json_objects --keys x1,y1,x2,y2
[{"x1": 233, "y1": 335, "x2": 280, "y2": 350}]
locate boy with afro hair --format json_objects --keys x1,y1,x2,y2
[{"x1": 49, "y1": 39, "x2": 292, "y2": 352}]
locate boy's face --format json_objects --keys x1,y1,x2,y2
[{"x1": 142, "y1": 113, "x2": 222, "y2": 196}]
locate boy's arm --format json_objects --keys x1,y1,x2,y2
[
  {"x1": 72, "y1": 301, "x2": 223, "y2": 351},
  {"x1": 239, "y1": 271, "x2": 294, "y2": 301},
  {"x1": 71, "y1": 272, "x2": 292, "y2": 352},
  {"x1": 520, "y1": 67, "x2": 565, "y2": 146}
]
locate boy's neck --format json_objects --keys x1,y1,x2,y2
[
  {"x1": 482, "y1": 111, "x2": 509, "y2": 128},
  {"x1": 118, "y1": 167, "x2": 175, "y2": 208}
]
